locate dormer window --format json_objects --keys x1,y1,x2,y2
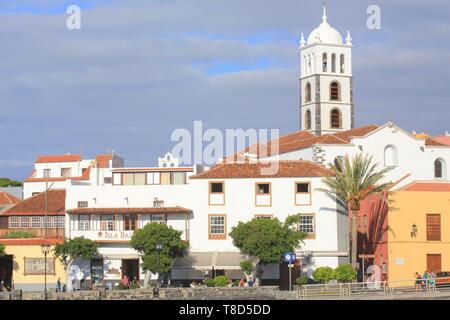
[{"x1": 43, "y1": 169, "x2": 51, "y2": 178}]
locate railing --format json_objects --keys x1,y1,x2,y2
[{"x1": 298, "y1": 277, "x2": 450, "y2": 300}]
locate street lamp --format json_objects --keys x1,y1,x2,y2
[
  {"x1": 411, "y1": 223, "x2": 418, "y2": 238},
  {"x1": 41, "y1": 242, "x2": 51, "y2": 300},
  {"x1": 156, "y1": 243, "x2": 163, "y2": 285}
]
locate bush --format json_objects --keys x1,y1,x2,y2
[
  {"x1": 295, "y1": 275, "x2": 310, "y2": 286},
  {"x1": 334, "y1": 264, "x2": 357, "y2": 282},
  {"x1": 3, "y1": 231, "x2": 34, "y2": 239},
  {"x1": 129, "y1": 282, "x2": 140, "y2": 289},
  {"x1": 204, "y1": 276, "x2": 231, "y2": 287},
  {"x1": 312, "y1": 267, "x2": 336, "y2": 284}
]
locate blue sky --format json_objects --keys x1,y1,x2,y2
[{"x1": 1, "y1": 0, "x2": 450, "y2": 180}]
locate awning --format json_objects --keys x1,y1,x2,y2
[
  {"x1": 103, "y1": 254, "x2": 140, "y2": 260},
  {"x1": 173, "y1": 252, "x2": 246, "y2": 271}
]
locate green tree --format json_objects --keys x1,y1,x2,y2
[
  {"x1": 318, "y1": 154, "x2": 391, "y2": 268},
  {"x1": 230, "y1": 217, "x2": 306, "y2": 284},
  {"x1": 334, "y1": 264, "x2": 357, "y2": 282},
  {"x1": 312, "y1": 267, "x2": 336, "y2": 284},
  {"x1": 0, "y1": 243, "x2": 5, "y2": 256},
  {"x1": 0, "y1": 178, "x2": 22, "y2": 187},
  {"x1": 130, "y1": 223, "x2": 188, "y2": 286},
  {"x1": 53, "y1": 237, "x2": 98, "y2": 291}
]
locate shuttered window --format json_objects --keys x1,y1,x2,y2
[{"x1": 427, "y1": 214, "x2": 441, "y2": 241}]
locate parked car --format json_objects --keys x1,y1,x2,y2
[{"x1": 435, "y1": 272, "x2": 450, "y2": 287}]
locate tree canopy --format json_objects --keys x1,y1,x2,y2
[
  {"x1": 0, "y1": 178, "x2": 22, "y2": 187},
  {"x1": 130, "y1": 223, "x2": 189, "y2": 274},
  {"x1": 0, "y1": 243, "x2": 5, "y2": 256},
  {"x1": 230, "y1": 217, "x2": 306, "y2": 266},
  {"x1": 53, "y1": 237, "x2": 98, "y2": 267}
]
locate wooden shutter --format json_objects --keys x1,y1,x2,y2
[
  {"x1": 427, "y1": 254, "x2": 442, "y2": 273},
  {"x1": 427, "y1": 214, "x2": 441, "y2": 241}
]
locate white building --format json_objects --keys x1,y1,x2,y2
[{"x1": 23, "y1": 153, "x2": 124, "y2": 199}]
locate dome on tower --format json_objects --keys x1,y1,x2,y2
[{"x1": 307, "y1": 7, "x2": 343, "y2": 45}]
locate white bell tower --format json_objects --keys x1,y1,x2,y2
[{"x1": 299, "y1": 6, "x2": 354, "y2": 135}]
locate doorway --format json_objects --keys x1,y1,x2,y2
[
  {"x1": 427, "y1": 254, "x2": 442, "y2": 273},
  {"x1": 121, "y1": 259, "x2": 139, "y2": 282},
  {"x1": 0, "y1": 255, "x2": 13, "y2": 290}
]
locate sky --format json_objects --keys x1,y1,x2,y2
[{"x1": 1, "y1": 0, "x2": 450, "y2": 180}]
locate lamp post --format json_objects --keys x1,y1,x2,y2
[
  {"x1": 41, "y1": 242, "x2": 51, "y2": 300},
  {"x1": 156, "y1": 243, "x2": 163, "y2": 285}
]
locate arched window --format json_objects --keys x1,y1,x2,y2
[
  {"x1": 331, "y1": 54, "x2": 336, "y2": 73},
  {"x1": 330, "y1": 81, "x2": 340, "y2": 101},
  {"x1": 330, "y1": 109, "x2": 341, "y2": 129},
  {"x1": 305, "y1": 110, "x2": 312, "y2": 130},
  {"x1": 334, "y1": 156, "x2": 345, "y2": 171},
  {"x1": 340, "y1": 54, "x2": 345, "y2": 73},
  {"x1": 435, "y1": 159, "x2": 446, "y2": 179},
  {"x1": 384, "y1": 145, "x2": 398, "y2": 167},
  {"x1": 305, "y1": 83, "x2": 311, "y2": 102},
  {"x1": 322, "y1": 53, "x2": 328, "y2": 72}
]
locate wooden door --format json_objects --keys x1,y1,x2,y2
[{"x1": 427, "y1": 254, "x2": 442, "y2": 273}]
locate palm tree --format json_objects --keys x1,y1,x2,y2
[{"x1": 319, "y1": 154, "x2": 392, "y2": 268}]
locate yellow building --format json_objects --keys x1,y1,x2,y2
[
  {"x1": 0, "y1": 238, "x2": 66, "y2": 292},
  {"x1": 387, "y1": 182, "x2": 450, "y2": 284}
]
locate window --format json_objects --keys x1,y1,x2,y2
[
  {"x1": 104, "y1": 177, "x2": 112, "y2": 184},
  {"x1": 55, "y1": 216, "x2": 64, "y2": 228},
  {"x1": 20, "y1": 217, "x2": 31, "y2": 228},
  {"x1": 305, "y1": 83, "x2": 311, "y2": 103},
  {"x1": 32, "y1": 192, "x2": 41, "y2": 197},
  {"x1": 122, "y1": 173, "x2": 146, "y2": 185},
  {"x1": 210, "y1": 182, "x2": 224, "y2": 194},
  {"x1": 330, "y1": 109, "x2": 341, "y2": 129},
  {"x1": 32, "y1": 216, "x2": 42, "y2": 228},
  {"x1": 298, "y1": 214, "x2": 315, "y2": 235},
  {"x1": 257, "y1": 183, "x2": 270, "y2": 195},
  {"x1": 160, "y1": 172, "x2": 171, "y2": 185},
  {"x1": 171, "y1": 172, "x2": 186, "y2": 185},
  {"x1": 43, "y1": 169, "x2": 51, "y2": 178},
  {"x1": 435, "y1": 159, "x2": 445, "y2": 179},
  {"x1": 305, "y1": 110, "x2": 312, "y2": 130},
  {"x1": 43, "y1": 216, "x2": 53, "y2": 228},
  {"x1": 334, "y1": 156, "x2": 345, "y2": 171},
  {"x1": 100, "y1": 215, "x2": 114, "y2": 231},
  {"x1": 9, "y1": 216, "x2": 20, "y2": 228},
  {"x1": 150, "y1": 214, "x2": 167, "y2": 225},
  {"x1": 78, "y1": 201, "x2": 88, "y2": 208},
  {"x1": 209, "y1": 215, "x2": 226, "y2": 240},
  {"x1": 296, "y1": 183, "x2": 310, "y2": 194},
  {"x1": 340, "y1": 54, "x2": 345, "y2": 73},
  {"x1": 124, "y1": 214, "x2": 137, "y2": 231},
  {"x1": 322, "y1": 53, "x2": 328, "y2": 72},
  {"x1": 61, "y1": 168, "x2": 72, "y2": 178},
  {"x1": 384, "y1": 145, "x2": 398, "y2": 167},
  {"x1": 427, "y1": 214, "x2": 441, "y2": 241},
  {"x1": 330, "y1": 81, "x2": 340, "y2": 101},
  {"x1": 331, "y1": 54, "x2": 336, "y2": 73}
]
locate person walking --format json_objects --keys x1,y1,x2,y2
[
  {"x1": 56, "y1": 278, "x2": 62, "y2": 292},
  {"x1": 415, "y1": 272, "x2": 422, "y2": 292}
]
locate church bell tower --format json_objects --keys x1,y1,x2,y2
[{"x1": 299, "y1": 6, "x2": 354, "y2": 135}]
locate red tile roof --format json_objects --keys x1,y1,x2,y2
[
  {"x1": 425, "y1": 138, "x2": 447, "y2": 147},
  {"x1": 0, "y1": 238, "x2": 63, "y2": 246},
  {"x1": 66, "y1": 206, "x2": 191, "y2": 215},
  {"x1": 1, "y1": 190, "x2": 66, "y2": 216},
  {"x1": 35, "y1": 155, "x2": 81, "y2": 163},
  {"x1": 227, "y1": 125, "x2": 380, "y2": 160},
  {"x1": 432, "y1": 135, "x2": 450, "y2": 146},
  {"x1": 399, "y1": 182, "x2": 450, "y2": 192},
  {"x1": 0, "y1": 191, "x2": 21, "y2": 205},
  {"x1": 190, "y1": 160, "x2": 333, "y2": 179}
]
